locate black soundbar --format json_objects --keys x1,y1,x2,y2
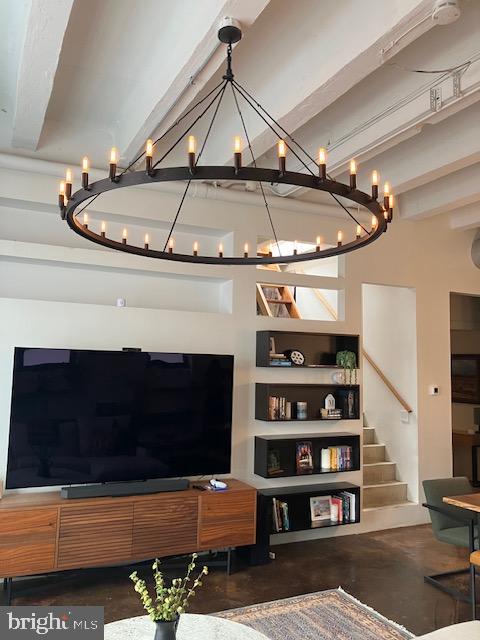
[{"x1": 61, "y1": 478, "x2": 189, "y2": 500}]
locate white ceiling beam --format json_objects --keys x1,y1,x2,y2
[
  {"x1": 272, "y1": 61, "x2": 480, "y2": 198},
  {"x1": 120, "y1": 0, "x2": 271, "y2": 162},
  {"x1": 209, "y1": 0, "x2": 436, "y2": 166},
  {"x1": 345, "y1": 99, "x2": 480, "y2": 197},
  {"x1": 449, "y1": 203, "x2": 480, "y2": 231},
  {"x1": 399, "y1": 164, "x2": 480, "y2": 220},
  {"x1": 11, "y1": 0, "x2": 74, "y2": 151},
  {"x1": 329, "y1": 60, "x2": 480, "y2": 182}
]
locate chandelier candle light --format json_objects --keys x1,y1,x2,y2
[{"x1": 57, "y1": 18, "x2": 393, "y2": 265}]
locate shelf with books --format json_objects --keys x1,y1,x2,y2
[
  {"x1": 257, "y1": 482, "x2": 360, "y2": 543},
  {"x1": 254, "y1": 433, "x2": 360, "y2": 478},
  {"x1": 255, "y1": 383, "x2": 360, "y2": 422},
  {"x1": 256, "y1": 330, "x2": 359, "y2": 369}
]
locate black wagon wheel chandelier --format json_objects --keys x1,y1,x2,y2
[{"x1": 57, "y1": 19, "x2": 394, "y2": 266}]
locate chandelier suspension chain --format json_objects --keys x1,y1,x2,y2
[
  {"x1": 232, "y1": 82, "x2": 316, "y2": 178},
  {"x1": 74, "y1": 82, "x2": 229, "y2": 223},
  {"x1": 230, "y1": 83, "x2": 281, "y2": 254},
  {"x1": 162, "y1": 179, "x2": 192, "y2": 252},
  {"x1": 233, "y1": 80, "x2": 369, "y2": 235},
  {"x1": 233, "y1": 79, "x2": 318, "y2": 169},
  {"x1": 162, "y1": 81, "x2": 229, "y2": 251},
  {"x1": 118, "y1": 79, "x2": 226, "y2": 177},
  {"x1": 73, "y1": 192, "x2": 101, "y2": 222},
  {"x1": 153, "y1": 81, "x2": 228, "y2": 171}
]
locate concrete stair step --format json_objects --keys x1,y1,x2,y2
[
  {"x1": 363, "y1": 501, "x2": 413, "y2": 512},
  {"x1": 363, "y1": 481, "x2": 408, "y2": 508},
  {"x1": 363, "y1": 443, "x2": 386, "y2": 464},
  {"x1": 363, "y1": 427, "x2": 376, "y2": 445},
  {"x1": 363, "y1": 461, "x2": 397, "y2": 484}
]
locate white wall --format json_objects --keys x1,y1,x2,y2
[
  {"x1": 362, "y1": 284, "x2": 418, "y2": 502},
  {"x1": 1, "y1": 157, "x2": 480, "y2": 539}
]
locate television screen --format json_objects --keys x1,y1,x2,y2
[{"x1": 6, "y1": 348, "x2": 233, "y2": 489}]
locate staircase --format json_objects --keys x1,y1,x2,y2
[
  {"x1": 256, "y1": 283, "x2": 301, "y2": 318},
  {"x1": 363, "y1": 425, "x2": 410, "y2": 509}
]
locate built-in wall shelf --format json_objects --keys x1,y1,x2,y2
[
  {"x1": 256, "y1": 330, "x2": 359, "y2": 368},
  {"x1": 255, "y1": 383, "x2": 360, "y2": 421},
  {"x1": 249, "y1": 482, "x2": 361, "y2": 563},
  {"x1": 254, "y1": 432, "x2": 360, "y2": 478}
]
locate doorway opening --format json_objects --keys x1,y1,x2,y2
[
  {"x1": 362, "y1": 284, "x2": 418, "y2": 508},
  {"x1": 450, "y1": 293, "x2": 480, "y2": 485}
]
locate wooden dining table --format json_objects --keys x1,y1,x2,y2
[{"x1": 443, "y1": 493, "x2": 480, "y2": 512}]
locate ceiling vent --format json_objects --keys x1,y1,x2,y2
[{"x1": 432, "y1": 0, "x2": 461, "y2": 25}]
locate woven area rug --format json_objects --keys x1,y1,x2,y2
[{"x1": 215, "y1": 588, "x2": 414, "y2": 640}]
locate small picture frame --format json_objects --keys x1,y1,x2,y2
[
  {"x1": 269, "y1": 337, "x2": 276, "y2": 355},
  {"x1": 310, "y1": 495, "x2": 332, "y2": 522}
]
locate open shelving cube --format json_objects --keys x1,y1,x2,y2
[
  {"x1": 256, "y1": 330, "x2": 359, "y2": 368},
  {"x1": 254, "y1": 432, "x2": 360, "y2": 478},
  {"x1": 250, "y1": 482, "x2": 361, "y2": 563},
  {"x1": 255, "y1": 382, "x2": 360, "y2": 421}
]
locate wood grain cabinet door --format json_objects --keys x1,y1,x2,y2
[
  {"x1": 57, "y1": 503, "x2": 133, "y2": 570},
  {"x1": 0, "y1": 508, "x2": 58, "y2": 577},
  {"x1": 132, "y1": 495, "x2": 198, "y2": 559},
  {"x1": 198, "y1": 490, "x2": 256, "y2": 550}
]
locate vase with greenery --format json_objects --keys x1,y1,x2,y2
[
  {"x1": 336, "y1": 350, "x2": 357, "y2": 385},
  {"x1": 130, "y1": 554, "x2": 208, "y2": 640}
]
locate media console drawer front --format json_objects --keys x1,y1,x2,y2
[
  {"x1": 132, "y1": 495, "x2": 198, "y2": 558},
  {"x1": 198, "y1": 490, "x2": 257, "y2": 549},
  {"x1": 0, "y1": 508, "x2": 58, "y2": 576},
  {"x1": 57, "y1": 503, "x2": 134, "y2": 569},
  {"x1": 0, "y1": 508, "x2": 58, "y2": 538}
]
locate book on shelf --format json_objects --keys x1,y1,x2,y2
[
  {"x1": 272, "y1": 498, "x2": 290, "y2": 532},
  {"x1": 269, "y1": 359, "x2": 292, "y2": 367},
  {"x1": 330, "y1": 496, "x2": 343, "y2": 523},
  {"x1": 333, "y1": 491, "x2": 356, "y2": 523},
  {"x1": 296, "y1": 441, "x2": 314, "y2": 474},
  {"x1": 309, "y1": 492, "x2": 357, "y2": 524},
  {"x1": 320, "y1": 446, "x2": 353, "y2": 472},
  {"x1": 268, "y1": 396, "x2": 294, "y2": 420}
]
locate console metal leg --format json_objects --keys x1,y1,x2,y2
[
  {"x1": 226, "y1": 548, "x2": 232, "y2": 576},
  {"x1": 472, "y1": 565, "x2": 477, "y2": 620},
  {"x1": 5, "y1": 578, "x2": 12, "y2": 605}
]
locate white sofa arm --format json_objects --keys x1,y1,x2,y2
[{"x1": 416, "y1": 621, "x2": 480, "y2": 639}]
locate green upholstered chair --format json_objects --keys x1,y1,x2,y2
[{"x1": 423, "y1": 477, "x2": 479, "y2": 607}]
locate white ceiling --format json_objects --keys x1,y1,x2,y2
[{"x1": 0, "y1": 0, "x2": 479, "y2": 230}]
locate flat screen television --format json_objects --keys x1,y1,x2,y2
[{"x1": 6, "y1": 347, "x2": 233, "y2": 489}]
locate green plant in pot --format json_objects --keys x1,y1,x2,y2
[
  {"x1": 130, "y1": 554, "x2": 208, "y2": 640},
  {"x1": 336, "y1": 350, "x2": 357, "y2": 385}
]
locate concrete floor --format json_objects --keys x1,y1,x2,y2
[{"x1": 8, "y1": 524, "x2": 474, "y2": 636}]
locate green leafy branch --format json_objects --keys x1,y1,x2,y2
[
  {"x1": 336, "y1": 350, "x2": 357, "y2": 385},
  {"x1": 130, "y1": 553, "x2": 209, "y2": 622}
]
